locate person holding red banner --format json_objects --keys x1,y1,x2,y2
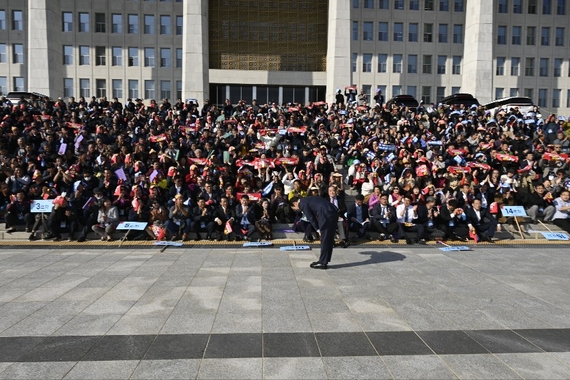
[{"x1": 465, "y1": 198, "x2": 497, "y2": 243}]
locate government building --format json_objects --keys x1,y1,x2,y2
[{"x1": 1, "y1": 0, "x2": 569, "y2": 113}]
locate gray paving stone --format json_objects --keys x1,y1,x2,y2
[
  {"x1": 440, "y1": 354, "x2": 523, "y2": 379},
  {"x1": 63, "y1": 360, "x2": 139, "y2": 379},
  {"x1": 107, "y1": 310, "x2": 173, "y2": 335},
  {"x1": 54, "y1": 313, "x2": 123, "y2": 336},
  {"x1": 161, "y1": 310, "x2": 217, "y2": 334},
  {"x1": 382, "y1": 355, "x2": 459, "y2": 379},
  {"x1": 82, "y1": 300, "x2": 136, "y2": 315},
  {"x1": 495, "y1": 353, "x2": 570, "y2": 379},
  {"x1": 483, "y1": 307, "x2": 555, "y2": 329},
  {"x1": 263, "y1": 357, "x2": 327, "y2": 379},
  {"x1": 130, "y1": 359, "x2": 200, "y2": 379},
  {"x1": 306, "y1": 312, "x2": 363, "y2": 332},
  {"x1": 0, "y1": 363, "x2": 13, "y2": 374},
  {"x1": 322, "y1": 356, "x2": 392, "y2": 379},
  {"x1": 197, "y1": 358, "x2": 262, "y2": 379},
  {"x1": 0, "y1": 362, "x2": 76, "y2": 380}
]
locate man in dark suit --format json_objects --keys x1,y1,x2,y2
[
  {"x1": 438, "y1": 199, "x2": 469, "y2": 241},
  {"x1": 290, "y1": 196, "x2": 339, "y2": 269},
  {"x1": 234, "y1": 195, "x2": 259, "y2": 241},
  {"x1": 347, "y1": 194, "x2": 371, "y2": 240},
  {"x1": 212, "y1": 196, "x2": 236, "y2": 241},
  {"x1": 370, "y1": 193, "x2": 399, "y2": 242},
  {"x1": 465, "y1": 198, "x2": 497, "y2": 242}
]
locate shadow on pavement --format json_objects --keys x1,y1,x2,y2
[{"x1": 329, "y1": 251, "x2": 406, "y2": 269}]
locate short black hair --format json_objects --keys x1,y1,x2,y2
[{"x1": 289, "y1": 196, "x2": 300, "y2": 205}]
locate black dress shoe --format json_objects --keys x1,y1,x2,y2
[
  {"x1": 389, "y1": 235, "x2": 398, "y2": 243},
  {"x1": 311, "y1": 263, "x2": 327, "y2": 270},
  {"x1": 406, "y1": 238, "x2": 413, "y2": 245},
  {"x1": 310, "y1": 261, "x2": 320, "y2": 267}
]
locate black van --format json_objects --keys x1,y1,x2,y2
[
  {"x1": 386, "y1": 95, "x2": 419, "y2": 109},
  {"x1": 440, "y1": 93, "x2": 480, "y2": 107}
]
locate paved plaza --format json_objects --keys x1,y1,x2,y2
[{"x1": 0, "y1": 244, "x2": 569, "y2": 379}]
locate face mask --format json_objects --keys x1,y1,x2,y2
[{"x1": 84, "y1": 176, "x2": 91, "y2": 181}]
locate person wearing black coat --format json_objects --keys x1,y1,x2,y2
[
  {"x1": 212, "y1": 196, "x2": 236, "y2": 241},
  {"x1": 438, "y1": 199, "x2": 469, "y2": 241},
  {"x1": 290, "y1": 196, "x2": 339, "y2": 269},
  {"x1": 347, "y1": 194, "x2": 371, "y2": 240},
  {"x1": 234, "y1": 195, "x2": 259, "y2": 241},
  {"x1": 465, "y1": 198, "x2": 498, "y2": 242},
  {"x1": 370, "y1": 194, "x2": 399, "y2": 242}
]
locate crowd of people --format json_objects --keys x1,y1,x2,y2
[{"x1": 1, "y1": 88, "x2": 570, "y2": 243}]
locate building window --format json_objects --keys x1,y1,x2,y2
[
  {"x1": 409, "y1": 23, "x2": 418, "y2": 42},
  {"x1": 160, "y1": 80, "x2": 171, "y2": 99},
  {"x1": 0, "y1": 11, "x2": 5, "y2": 30},
  {"x1": 528, "y1": 0, "x2": 537, "y2": 12},
  {"x1": 436, "y1": 87, "x2": 446, "y2": 102},
  {"x1": 362, "y1": 53, "x2": 372, "y2": 72},
  {"x1": 422, "y1": 55, "x2": 432, "y2": 74},
  {"x1": 437, "y1": 55, "x2": 446, "y2": 74},
  {"x1": 439, "y1": 0, "x2": 449, "y2": 11},
  {"x1": 539, "y1": 58, "x2": 549, "y2": 76},
  {"x1": 128, "y1": 47, "x2": 139, "y2": 66},
  {"x1": 555, "y1": 27, "x2": 564, "y2": 46},
  {"x1": 144, "y1": 48, "x2": 155, "y2": 67},
  {"x1": 176, "y1": 48, "x2": 182, "y2": 68},
  {"x1": 62, "y1": 12, "x2": 73, "y2": 32},
  {"x1": 512, "y1": 26, "x2": 521, "y2": 44},
  {"x1": 63, "y1": 45, "x2": 73, "y2": 65},
  {"x1": 496, "y1": 57, "x2": 506, "y2": 75},
  {"x1": 423, "y1": 23, "x2": 433, "y2": 42},
  {"x1": 95, "y1": 13, "x2": 105, "y2": 33},
  {"x1": 352, "y1": 21, "x2": 358, "y2": 40},
  {"x1": 421, "y1": 86, "x2": 431, "y2": 104},
  {"x1": 393, "y1": 54, "x2": 402, "y2": 73},
  {"x1": 112, "y1": 47, "x2": 122, "y2": 66},
  {"x1": 160, "y1": 48, "x2": 171, "y2": 67},
  {"x1": 112, "y1": 79, "x2": 122, "y2": 99},
  {"x1": 378, "y1": 54, "x2": 387, "y2": 72},
  {"x1": 79, "y1": 78, "x2": 90, "y2": 98},
  {"x1": 543, "y1": 0, "x2": 552, "y2": 13},
  {"x1": 510, "y1": 88, "x2": 519, "y2": 97},
  {"x1": 410, "y1": 0, "x2": 420, "y2": 10},
  {"x1": 63, "y1": 78, "x2": 73, "y2": 98},
  {"x1": 363, "y1": 22, "x2": 373, "y2": 40},
  {"x1": 425, "y1": 0, "x2": 434, "y2": 10},
  {"x1": 538, "y1": 89, "x2": 547, "y2": 107},
  {"x1": 364, "y1": 0, "x2": 374, "y2": 8},
  {"x1": 176, "y1": 16, "x2": 182, "y2": 35},
  {"x1": 452, "y1": 55, "x2": 461, "y2": 74},
  {"x1": 353, "y1": 0, "x2": 359, "y2": 7},
  {"x1": 497, "y1": 26, "x2": 507, "y2": 44},
  {"x1": 451, "y1": 86, "x2": 460, "y2": 95},
  {"x1": 176, "y1": 80, "x2": 182, "y2": 100},
  {"x1": 12, "y1": 10, "x2": 22, "y2": 30},
  {"x1": 128, "y1": 80, "x2": 139, "y2": 99},
  {"x1": 96, "y1": 79, "x2": 106, "y2": 98},
  {"x1": 13, "y1": 77, "x2": 25, "y2": 91},
  {"x1": 407, "y1": 86, "x2": 417, "y2": 98},
  {"x1": 524, "y1": 88, "x2": 534, "y2": 100},
  {"x1": 567, "y1": 90, "x2": 570, "y2": 107},
  {"x1": 511, "y1": 57, "x2": 520, "y2": 75},
  {"x1": 499, "y1": 0, "x2": 508, "y2": 12},
  {"x1": 395, "y1": 0, "x2": 404, "y2": 9},
  {"x1": 526, "y1": 27, "x2": 536, "y2": 45},
  {"x1": 79, "y1": 46, "x2": 89, "y2": 65},
  {"x1": 79, "y1": 12, "x2": 89, "y2": 32},
  {"x1": 558, "y1": 0, "x2": 566, "y2": 14},
  {"x1": 408, "y1": 54, "x2": 418, "y2": 73},
  {"x1": 394, "y1": 23, "x2": 404, "y2": 41},
  {"x1": 552, "y1": 89, "x2": 561, "y2": 107},
  {"x1": 495, "y1": 88, "x2": 505, "y2": 99},
  {"x1": 352, "y1": 53, "x2": 357, "y2": 72},
  {"x1": 144, "y1": 15, "x2": 155, "y2": 34},
  {"x1": 128, "y1": 14, "x2": 138, "y2": 34},
  {"x1": 160, "y1": 15, "x2": 171, "y2": 35},
  {"x1": 541, "y1": 27, "x2": 550, "y2": 45},
  {"x1": 112, "y1": 14, "x2": 122, "y2": 33},
  {"x1": 453, "y1": 24, "x2": 463, "y2": 43},
  {"x1": 144, "y1": 80, "x2": 155, "y2": 99},
  {"x1": 95, "y1": 46, "x2": 106, "y2": 66},
  {"x1": 438, "y1": 24, "x2": 448, "y2": 43},
  {"x1": 525, "y1": 57, "x2": 535, "y2": 76},
  {"x1": 454, "y1": 0, "x2": 464, "y2": 11},
  {"x1": 0, "y1": 44, "x2": 6, "y2": 63},
  {"x1": 378, "y1": 22, "x2": 388, "y2": 41},
  {"x1": 392, "y1": 85, "x2": 402, "y2": 97},
  {"x1": 379, "y1": 0, "x2": 389, "y2": 9},
  {"x1": 554, "y1": 58, "x2": 563, "y2": 76},
  {"x1": 513, "y1": 0, "x2": 522, "y2": 12}
]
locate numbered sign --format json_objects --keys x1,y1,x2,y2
[
  {"x1": 439, "y1": 246, "x2": 472, "y2": 252},
  {"x1": 30, "y1": 200, "x2": 54, "y2": 213},
  {"x1": 117, "y1": 221, "x2": 148, "y2": 231},
  {"x1": 501, "y1": 206, "x2": 527, "y2": 217},
  {"x1": 243, "y1": 242, "x2": 273, "y2": 247},
  {"x1": 153, "y1": 241, "x2": 184, "y2": 247},
  {"x1": 541, "y1": 232, "x2": 570, "y2": 241},
  {"x1": 280, "y1": 245, "x2": 311, "y2": 251}
]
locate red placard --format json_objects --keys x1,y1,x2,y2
[
  {"x1": 275, "y1": 157, "x2": 299, "y2": 166},
  {"x1": 466, "y1": 162, "x2": 491, "y2": 171},
  {"x1": 495, "y1": 153, "x2": 518, "y2": 163},
  {"x1": 415, "y1": 165, "x2": 429, "y2": 177},
  {"x1": 236, "y1": 192, "x2": 261, "y2": 201},
  {"x1": 149, "y1": 134, "x2": 168, "y2": 143},
  {"x1": 287, "y1": 126, "x2": 307, "y2": 133},
  {"x1": 448, "y1": 166, "x2": 472, "y2": 175}
]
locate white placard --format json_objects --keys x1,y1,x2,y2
[
  {"x1": 439, "y1": 246, "x2": 471, "y2": 251},
  {"x1": 501, "y1": 206, "x2": 527, "y2": 217},
  {"x1": 153, "y1": 241, "x2": 184, "y2": 246},
  {"x1": 117, "y1": 221, "x2": 148, "y2": 230},
  {"x1": 30, "y1": 200, "x2": 54, "y2": 213},
  {"x1": 280, "y1": 245, "x2": 311, "y2": 251},
  {"x1": 541, "y1": 232, "x2": 570, "y2": 241},
  {"x1": 243, "y1": 242, "x2": 273, "y2": 247}
]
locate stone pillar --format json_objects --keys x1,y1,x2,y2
[
  {"x1": 326, "y1": 0, "x2": 351, "y2": 104},
  {"x1": 27, "y1": 0, "x2": 62, "y2": 97},
  {"x1": 461, "y1": 0, "x2": 494, "y2": 104},
  {"x1": 182, "y1": 0, "x2": 209, "y2": 106}
]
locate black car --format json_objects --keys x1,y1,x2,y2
[
  {"x1": 440, "y1": 93, "x2": 480, "y2": 107},
  {"x1": 386, "y1": 95, "x2": 419, "y2": 109}
]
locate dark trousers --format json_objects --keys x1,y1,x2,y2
[
  {"x1": 79, "y1": 210, "x2": 97, "y2": 239},
  {"x1": 553, "y1": 218, "x2": 570, "y2": 234},
  {"x1": 5, "y1": 212, "x2": 34, "y2": 230},
  {"x1": 398, "y1": 223, "x2": 426, "y2": 241},
  {"x1": 442, "y1": 224, "x2": 469, "y2": 239},
  {"x1": 474, "y1": 219, "x2": 498, "y2": 238},
  {"x1": 191, "y1": 221, "x2": 215, "y2": 237},
  {"x1": 294, "y1": 220, "x2": 316, "y2": 240},
  {"x1": 318, "y1": 218, "x2": 337, "y2": 264},
  {"x1": 372, "y1": 221, "x2": 399, "y2": 236},
  {"x1": 348, "y1": 221, "x2": 370, "y2": 237}
]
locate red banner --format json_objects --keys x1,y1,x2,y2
[
  {"x1": 188, "y1": 158, "x2": 208, "y2": 165},
  {"x1": 149, "y1": 134, "x2": 168, "y2": 143},
  {"x1": 415, "y1": 165, "x2": 429, "y2": 177},
  {"x1": 466, "y1": 162, "x2": 491, "y2": 171},
  {"x1": 275, "y1": 157, "x2": 299, "y2": 166},
  {"x1": 495, "y1": 153, "x2": 518, "y2": 163},
  {"x1": 287, "y1": 126, "x2": 307, "y2": 133},
  {"x1": 236, "y1": 192, "x2": 262, "y2": 201},
  {"x1": 448, "y1": 166, "x2": 472, "y2": 175},
  {"x1": 543, "y1": 152, "x2": 569, "y2": 162}
]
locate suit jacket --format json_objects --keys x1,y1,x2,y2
[
  {"x1": 465, "y1": 206, "x2": 495, "y2": 227},
  {"x1": 325, "y1": 191, "x2": 347, "y2": 218},
  {"x1": 347, "y1": 202, "x2": 370, "y2": 224},
  {"x1": 299, "y1": 196, "x2": 339, "y2": 230},
  {"x1": 235, "y1": 203, "x2": 260, "y2": 226},
  {"x1": 370, "y1": 203, "x2": 397, "y2": 223},
  {"x1": 438, "y1": 205, "x2": 468, "y2": 227},
  {"x1": 213, "y1": 204, "x2": 235, "y2": 224},
  {"x1": 192, "y1": 205, "x2": 213, "y2": 223}
]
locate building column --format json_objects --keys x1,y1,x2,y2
[
  {"x1": 28, "y1": 0, "x2": 62, "y2": 97},
  {"x1": 461, "y1": 0, "x2": 494, "y2": 104},
  {"x1": 182, "y1": 0, "x2": 209, "y2": 106},
  {"x1": 326, "y1": 0, "x2": 351, "y2": 104}
]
